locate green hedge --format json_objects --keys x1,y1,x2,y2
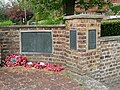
[{"x1": 101, "y1": 20, "x2": 120, "y2": 37}]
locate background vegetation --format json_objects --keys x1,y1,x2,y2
[
  {"x1": 0, "y1": 0, "x2": 118, "y2": 26},
  {"x1": 101, "y1": 20, "x2": 120, "y2": 37},
  {"x1": 0, "y1": 20, "x2": 13, "y2": 26},
  {"x1": 110, "y1": 5, "x2": 120, "y2": 15}
]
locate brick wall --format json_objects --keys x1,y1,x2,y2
[
  {"x1": 100, "y1": 36, "x2": 120, "y2": 82},
  {"x1": 0, "y1": 25, "x2": 66, "y2": 65},
  {"x1": 1, "y1": 15, "x2": 119, "y2": 83}
]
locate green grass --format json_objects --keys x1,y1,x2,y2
[{"x1": 0, "y1": 20, "x2": 13, "y2": 26}]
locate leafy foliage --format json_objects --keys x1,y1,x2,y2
[
  {"x1": 63, "y1": 0, "x2": 111, "y2": 15},
  {"x1": 101, "y1": 20, "x2": 120, "y2": 36},
  {"x1": 0, "y1": 1, "x2": 9, "y2": 21},
  {"x1": 0, "y1": 0, "x2": 112, "y2": 25},
  {"x1": 0, "y1": 20, "x2": 13, "y2": 26},
  {"x1": 0, "y1": 7, "x2": 6, "y2": 21},
  {"x1": 35, "y1": 16, "x2": 63, "y2": 25},
  {"x1": 79, "y1": 0, "x2": 111, "y2": 12},
  {"x1": 110, "y1": 5, "x2": 120, "y2": 15},
  {"x1": 20, "y1": 0, "x2": 111, "y2": 20},
  {"x1": 4, "y1": 4, "x2": 33, "y2": 24},
  {"x1": 25, "y1": 0, "x2": 63, "y2": 21}
]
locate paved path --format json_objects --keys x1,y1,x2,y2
[
  {"x1": 0, "y1": 67, "x2": 84, "y2": 90},
  {"x1": 105, "y1": 80, "x2": 120, "y2": 90}
]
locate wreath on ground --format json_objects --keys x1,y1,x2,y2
[{"x1": 5, "y1": 54, "x2": 64, "y2": 72}]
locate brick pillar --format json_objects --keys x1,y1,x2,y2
[{"x1": 64, "y1": 15, "x2": 103, "y2": 80}]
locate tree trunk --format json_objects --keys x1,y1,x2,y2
[
  {"x1": 63, "y1": 0, "x2": 75, "y2": 16},
  {"x1": 24, "y1": 8, "x2": 27, "y2": 24}
]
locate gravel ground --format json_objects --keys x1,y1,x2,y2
[{"x1": 0, "y1": 67, "x2": 84, "y2": 90}]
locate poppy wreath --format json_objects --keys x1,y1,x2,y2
[
  {"x1": 25, "y1": 62, "x2": 64, "y2": 72},
  {"x1": 32, "y1": 62, "x2": 47, "y2": 69},
  {"x1": 46, "y1": 63, "x2": 64, "y2": 72},
  {"x1": 5, "y1": 54, "x2": 27, "y2": 67},
  {"x1": 5, "y1": 54, "x2": 64, "y2": 72}
]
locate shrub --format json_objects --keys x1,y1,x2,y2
[
  {"x1": 101, "y1": 20, "x2": 120, "y2": 37},
  {"x1": 35, "y1": 16, "x2": 63, "y2": 25},
  {"x1": 36, "y1": 20, "x2": 61, "y2": 25},
  {"x1": 0, "y1": 20, "x2": 13, "y2": 26}
]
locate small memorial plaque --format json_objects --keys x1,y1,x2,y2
[
  {"x1": 70, "y1": 30, "x2": 77, "y2": 50},
  {"x1": 88, "y1": 29, "x2": 96, "y2": 50}
]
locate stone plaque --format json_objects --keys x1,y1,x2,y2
[{"x1": 21, "y1": 32, "x2": 52, "y2": 53}]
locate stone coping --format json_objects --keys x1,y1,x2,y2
[
  {"x1": 0, "y1": 24, "x2": 66, "y2": 28},
  {"x1": 100, "y1": 36, "x2": 120, "y2": 41},
  {"x1": 64, "y1": 14, "x2": 104, "y2": 20}
]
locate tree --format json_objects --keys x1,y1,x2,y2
[
  {"x1": 63, "y1": 0, "x2": 75, "y2": 15},
  {"x1": 0, "y1": 1, "x2": 5, "y2": 20},
  {"x1": 0, "y1": 1, "x2": 9, "y2": 21},
  {"x1": 25, "y1": 0, "x2": 111, "y2": 16},
  {"x1": 18, "y1": 0, "x2": 62, "y2": 21},
  {"x1": 63, "y1": 0, "x2": 112, "y2": 15},
  {"x1": 18, "y1": 0, "x2": 32, "y2": 23},
  {"x1": 17, "y1": 0, "x2": 111, "y2": 23},
  {"x1": 4, "y1": 4, "x2": 33, "y2": 24},
  {"x1": 110, "y1": 5, "x2": 120, "y2": 15}
]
